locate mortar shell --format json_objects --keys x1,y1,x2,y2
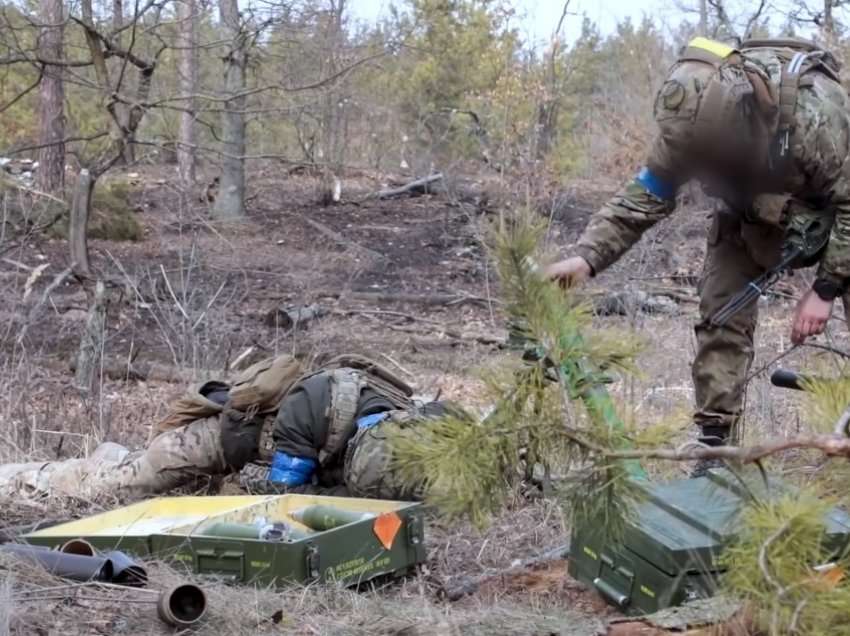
[{"x1": 291, "y1": 505, "x2": 376, "y2": 531}]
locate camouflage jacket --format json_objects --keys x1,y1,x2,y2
[{"x1": 575, "y1": 57, "x2": 850, "y2": 288}]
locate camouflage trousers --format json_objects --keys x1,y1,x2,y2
[
  {"x1": 695, "y1": 207, "x2": 848, "y2": 438},
  {"x1": 0, "y1": 417, "x2": 226, "y2": 499}
]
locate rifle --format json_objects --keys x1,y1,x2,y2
[
  {"x1": 709, "y1": 245, "x2": 802, "y2": 327},
  {"x1": 709, "y1": 208, "x2": 834, "y2": 327},
  {"x1": 771, "y1": 368, "x2": 850, "y2": 436}
]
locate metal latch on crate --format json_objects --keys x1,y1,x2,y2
[{"x1": 305, "y1": 545, "x2": 321, "y2": 581}]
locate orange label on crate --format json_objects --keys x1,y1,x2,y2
[{"x1": 373, "y1": 512, "x2": 403, "y2": 550}]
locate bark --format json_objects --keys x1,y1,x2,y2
[
  {"x1": 212, "y1": 0, "x2": 247, "y2": 219},
  {"x1": 74, "y1": 280, "x2": 108, "y2": 393},
  {"x1": 823, "y1": 0, "x2": 836, "y2": 45},
  {"x1": 318, "y1": 0, "x2": 347, "y2": 203},
  {"x1": 78, "y1": 0, "x2": 156, "y2": 177},
  {"x1": 177, "y1": 0, "x2": 198, "y2": 185},
  {"x1": 35, "y1": 0, "x2": 65, "y2": 194},
  {"x1": 368, "y1": 172, "x2": 444, "y2": 199},
  {"x1": 69, "y1": 169, "x2": 94, "y2": 278},
  {"x1": 111, "y1": 0, "x2": 134, "y2": 164},
  {"x1": 112, "y1": 0, "x2": 123, "y2": 34},
  {"x1": 698, "y1": 0, "x2": 708, "y2": 35}
]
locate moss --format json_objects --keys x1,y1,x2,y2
[
  {"x1": 0, "y1": 176, "x2": 67, "y2": 232},
  {"x1": 51, "y1": 178, "x2": 143, "y2": 242},
  {"x1": 88, "y1": 179, "x2": 143, "y2": 241}
]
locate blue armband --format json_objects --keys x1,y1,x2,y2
[
  {"x1": 268, "y1": 451, "x2": 317, "y2": 486},
  {"x1": 635, "y1": 167, "x2": 677, "y2": 201},
  {"x1": 356, "y1": 411, "x2": 390, "y2": 430}
]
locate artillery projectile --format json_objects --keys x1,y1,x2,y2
[
  {"x1": 198, "y1": 520, "x2": 311, "y2": 542},
  {"x1": 197, "y1": 521, "x2": 262, "y2": 539},
  {"x1": 291, "y1": 505, "x2": 375, "y2": 531}
]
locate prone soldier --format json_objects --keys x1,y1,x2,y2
[{"x1": 0, "y1": 354, "x2": 457, "y2": 500}]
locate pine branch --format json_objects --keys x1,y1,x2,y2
[{"x1": 602, "y1": 434, "x2": 850, "y2": 463}]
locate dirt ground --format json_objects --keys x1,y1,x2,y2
[{"x1": 1, "y1": 167, "x2": 848, "y2": 634}]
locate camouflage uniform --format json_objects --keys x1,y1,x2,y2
[
  {"x1": 0, "y1": 417, "x2": 225, "y2": 499},
  {"x1": 573, "y1": 39, "x2": 850, "y2": 441},
  {"x1": 0, "y1": 358, "x2": 431, "y2": 501}
]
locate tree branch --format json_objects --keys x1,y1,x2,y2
[{"x1": 602, "y1": 434, "x2": 850, "y2": 464}]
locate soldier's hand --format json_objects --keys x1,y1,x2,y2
[
  {"x1": 791, "y1": 289, "x2": 833, "y2": 344},
  {"x1": 544, "y1": 257, "x2": 592, "y2": 289}
]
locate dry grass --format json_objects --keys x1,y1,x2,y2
[
  {"x1": 1, "y1": 172, "x2": 849, "y2": 634},
  {"x1": 0, "y1": 496, "x2": 605, "y2": 636}
]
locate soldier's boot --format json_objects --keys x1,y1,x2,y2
[
  {"x1": 690, "y1": 206, "x2": 783, "y2": 478},
  {"x1": 690, "y1": 424, "x2": 731, "y2": 478}
]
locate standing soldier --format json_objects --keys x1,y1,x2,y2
[{"x1": 544, "y1": 38, "x2": 850, "y2": 474}]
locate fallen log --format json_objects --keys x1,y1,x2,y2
[
  {"x1": 314, "y1": 290, "x2": 495, "y2": 307},
  {"x1": 367, "y1": 173, "x2": 444, "y2": 200},
  {"x1": 69, "y1": 356, "x2": 220, "y2": 384}
]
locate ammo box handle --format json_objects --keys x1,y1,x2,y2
[
  {"x1": 194, "y1": 548, "x2": 246, "y2": 581},
  {"x1": 593, "y1": 577, "x2": 630, "y2": 609},
  {"x1": 305, "y1": 545, "x2": 321, "y2": 581}
]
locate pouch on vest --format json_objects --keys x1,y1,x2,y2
[
  {"x1": 229, "y1": 354, "x2": 305, "y2": 414},
  {"x1": 322, "y1": 354, "x2": 412, "y2": 393},
  {"x1": 748, "y1": 194, "x2": 791, "y2": 228},
  {"x1": 154, "y1": 380, "x2": 228, "y2": 435}
]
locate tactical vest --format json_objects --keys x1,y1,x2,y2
[
  {"x1": 280, "y1": 354, "x2": 414, "y2": 467},
  {"x1": 154, "y1": 354, "x2": 305, "y2": 436},
  {"x1": 678, "y1": 36, "x2": 841, "y2": 176}
]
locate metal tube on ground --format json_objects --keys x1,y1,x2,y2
[
  {"x1": 0, "y1": 544, "x2": 113, "y2": 582},
  {"x1": 156, "y1": 583, "x2": 207, "y2": 627},
  {"x1": 59, "y1": 538, "x2": 97, "y2": 557},
  {"x1": 102, "y1": 551, "x2": 148, "y2": 587}
]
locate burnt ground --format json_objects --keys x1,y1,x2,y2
[{"x1": 1, "y1": 166, "x2": 847, "y2": 634}]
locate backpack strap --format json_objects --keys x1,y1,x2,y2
[
  {"x1": 742, "y1": 37, "x2": 819, "y2": 53},
  {"x1": 773, "y1": 51, "x2": 808, "y2": 171}
]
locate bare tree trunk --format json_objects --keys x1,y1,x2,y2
[
  {"x1": 823, "y1": 0, "x2": 836, "y2": 45},
  {"x1": 213, "y1": 0, "x2": 247, "y2": 219},
  {"x1": 75, "y1": 279, "x2": 108, "y2": 393},
  {"x1": 69, "y1": 169, "x2": 94, "y2": 279},
  {"x1": 35, "y1": 0, "x2": 65, "y2": 194},
  {"x1": 318, "y1": 0, "x2": 346, "y2": 204},
  {"x1": 111, "y1": 0, "x2": 134, "y2": 165},
  {"x1": 112, "y1": 0, "x2": 122, "y2": 33},
  {"x1": 177, "y1": 0, "x2": 198, "y2": 186},
  {"x1": 699, "y1": 0, "x2": 708, "y2": 35}
]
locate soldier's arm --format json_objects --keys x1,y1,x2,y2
[
  {"x1": 574, "y1": 137, "x2": 681, "y2": 274},
  {"x1": 795, "y1": 87, "x2": 850, "y2": 289}
]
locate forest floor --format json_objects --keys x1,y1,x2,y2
[{"x1": 0, "y1": 166, "x2": 846, "y2": 635}]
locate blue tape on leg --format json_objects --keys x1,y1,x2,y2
[
  {"x1": 356, "y1": 412, "x2": 391, "y2": 430},
  {"x1": 635, "y1": 167, "x2": 677, "y2": 201},
  {"x1": 268, "y1": 452, "x2": 317, "y2": 486}
]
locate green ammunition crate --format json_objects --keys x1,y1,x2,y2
[
  {"x1": 569, "y1": 469, "x2": 850, "y2": 615},
  {"x1": 24, "y1": 494, "x2": 426, "y2": 586}
]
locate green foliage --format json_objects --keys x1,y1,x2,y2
[
  {"x1": 801, "y1": 372, "x2": 850, "y2": 434},
  {"x1": 722, "y1": 494, "x2": 850, "y2": 635},
  {"x1": 88, "y1": 180, "x2": 142, "y2": 241},
  {"x1": 388, "y1": 209, "x2": 648, "y2": 530},
  {"x1": 51, "y1": 179, "x2": 142, "y2": 242}
]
